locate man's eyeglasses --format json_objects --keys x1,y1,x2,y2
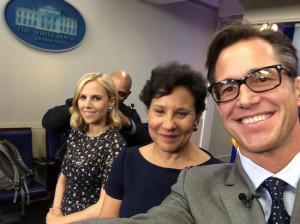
[{"x1": 208, "y1": 65, "x2": 288, "y2": 103}]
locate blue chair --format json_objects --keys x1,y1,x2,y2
[
  {"x1": 46, "y1": 131, "x2": 61, "y2": 162},
  {"x1": 45, "y1": 130, "x2": 70, "y2": 191},
  {"x1": 0, "y1": 128, "x2": 48, "y2": 215}
]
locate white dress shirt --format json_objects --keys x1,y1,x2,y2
[{"x1": 239, "y1": 151, "x2": 300, "y2": 222}]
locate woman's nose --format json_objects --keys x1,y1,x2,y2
[
  {"x1": 84, "y1": 98, "x2": 92, "y2": 108},
  {"x1": 162, "y1": 115, "x2": 176, "y2": 130}
]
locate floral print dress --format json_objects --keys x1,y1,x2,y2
[{"x1": 61, "y1": 129, "x2": 126, "y2": 215}]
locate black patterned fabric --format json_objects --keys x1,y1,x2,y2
[
  {"x1": 61, "y1": 129, "x2": 126, "y2": 215},
  {"x1": 262, "y1": 177, "x2": 291, "y2": 224}
]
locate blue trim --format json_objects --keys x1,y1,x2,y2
[
  {"x1": 230, "y1": 146, "x2": 237, "y2": 163},
  {"x1": 282, "y1": 23, "x2": 295, "y2": 41}
]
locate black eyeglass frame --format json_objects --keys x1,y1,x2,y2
[{"x1": 207, "y1": 64, "x2": 288, "y2": 103}]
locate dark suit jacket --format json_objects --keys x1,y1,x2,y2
[
  {"x1": 42, "y1": 98, "x2": 152, "y2": 148},
  {"x1": 118, "y1": 102, "x2": 152, "y2": 147},
  {"x1": 76, "y1": 157, "x2": 300, "y2": 224}
]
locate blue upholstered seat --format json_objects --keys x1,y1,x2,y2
[{"x1": 0, "y1": 128, "x2": 48, "y2": 205}]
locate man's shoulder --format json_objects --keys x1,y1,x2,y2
[
  {"x1": 184, "y1": 163, "x2": 234, "y2": 182},
  {"x1": 187, "y1": 162, "x2": 233, "y2": 174},
  {"x1": 119, "y1": 102, "x2": 134, "y2": 111},
  {"x1": 118, "y1": 103, "x2": 143, "y2": 126},
  {"x1": 65, "y1": 98, "x2": 73, "y2": 106},
  {"x1": 169, "y1": 163, "x2": 237, "y2": 205}
]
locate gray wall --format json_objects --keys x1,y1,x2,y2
[{"x1": 0, "y1": 0, "x2": 218, "y2": 157}]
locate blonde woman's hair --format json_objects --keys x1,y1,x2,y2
[{"x1": 70, "y1": 73, "x2": 121, "y2": 132}]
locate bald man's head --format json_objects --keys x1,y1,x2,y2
[{"x1": 110, "y1": 70, "x2": 132, "y2": 104}]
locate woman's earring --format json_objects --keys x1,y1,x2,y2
[
  {"x1": 193, "y1": 124, "x2": 198, "y2": 132},
  {"x1": 107, "y1": 107, "x2": 112, "y2": 113}
]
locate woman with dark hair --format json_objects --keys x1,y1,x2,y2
[{"x1": 100, "y1": 62, "x2": 223, "y2": 218}]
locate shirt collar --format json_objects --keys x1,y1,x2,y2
[
  {"x1": 276, "y1": 152, "x2": 300, "y2": 189},
  {"x1": 239, "y1": 151, "x2": 300, "y2": 190}
]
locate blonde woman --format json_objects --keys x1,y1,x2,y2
[{"x1": 46, "y1": 73, "x2": 126, "y2": 223}]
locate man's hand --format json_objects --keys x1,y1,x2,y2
[
  {"x1": 118, "y1": 110, "x2": 132, "y2": 130},
  {"x1": 69, "y1": 107, "x2": 73, "y2": 115}
]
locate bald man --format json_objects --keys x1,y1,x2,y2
[
  {"x1": 42, "y1": 70, "x2": 152, "y2": 160},
  {"x1": 109, "y1": 70, "x2": 152, "y2": 147},
  {"x1": 110, "y1": 71, "x2": 135, "y2": 132}
]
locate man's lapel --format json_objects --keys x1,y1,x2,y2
[
  {"x1": 218, "y1": 157, "x2": 266, "y2": 224},
  {"x1": 291, "y1": 179, "x2": 300, "y2": 223}
]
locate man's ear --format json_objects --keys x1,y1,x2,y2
[{"x1": 295, "y1": 77, "x2": 300, "y2": 106}]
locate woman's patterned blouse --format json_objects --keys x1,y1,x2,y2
[{"x1": 61, "y1": 129, "x2": 126, "y2": 215}]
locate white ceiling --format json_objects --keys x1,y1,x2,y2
[
  {"x1": 141, "y1": 0, "x2": 219, "y2": 9},
  {"x1": 142, "y1": 0, "x2": 218, "y2": 5},
  {"x1": 141, "y1": 0, "x2": 244, "y2": 19}
]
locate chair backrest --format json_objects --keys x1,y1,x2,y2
[
  {"x1": 0, "y1": 128, "x2": 33, "y2": 169},
  {"x1": 46, "y1": 129, "x2": 70, "y2": 161},
  {"x1": 46, "y1": 131, "x2": 60, "y2": 161}
]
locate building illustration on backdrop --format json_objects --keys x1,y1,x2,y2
[{"x1": 15, "y1": 5, "x2": 78, "y2": 36}]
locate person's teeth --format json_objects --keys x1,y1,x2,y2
[{"x1": 241, "y1": 114, "x2": 271, "y2": 124}]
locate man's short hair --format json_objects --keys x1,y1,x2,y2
[{"x1": 206, "y1": 20, "x2": 298, "y2": 85}]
